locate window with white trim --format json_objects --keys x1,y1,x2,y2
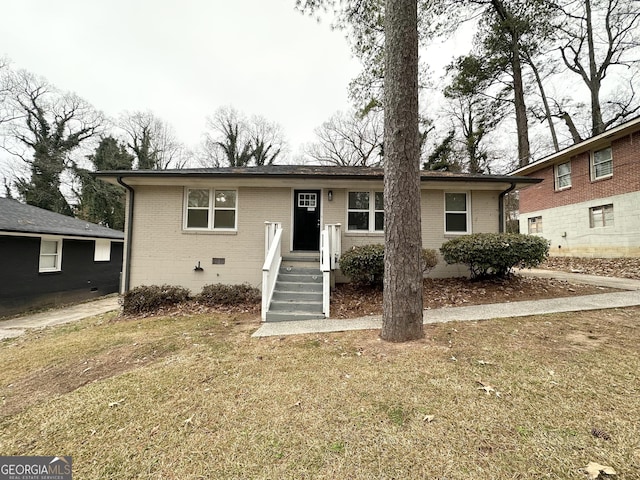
[
  {"x1": 39, "y1": 238, "x2": 62, "y2": 272},
  {"x1": 554, "y1": 161, "x2": 571, "y2": 190},
  {"x1": 444, "y1": 192, "x2": 470, "y2": 234},
  {"x1": 589, "y1": 204, "x2": 614, "y2": 228},
  {"x1": 591, "y1": 146, "x2": 613, "y2": 180},
  {"x1": 528, "y1": 216, "x2": 542, "y2": 234},
  {"x1": 185, "y1": 188, "x2": 237, "y2": 230},
  {"x1": 94, "y1": 239, "x2": 111, "y2": 261},
  {"x1": 347, "y1": 191, "x2": 384, "y2": 232}
]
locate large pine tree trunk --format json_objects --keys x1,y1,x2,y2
[
  {"x1": 381, "y1": 0, "x2": 424, "y2": 342},
  {"x1": 511, "y1": 35, "x2": 531, "y2": 167}
]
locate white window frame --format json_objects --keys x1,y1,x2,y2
[
  {"x1": 589, "y1": 204, "x2": 614, "y2": 228},
  {"x1": 184, "y1": 188, "x2": 238, "y2": 231},
  {"x1": 346, "y1": 191, "x2": 384, "y2": 233},
  {"x1": 528, "y1": 216, "x2": 543, "y2": 234},
  {"x1": 39, "y1": 237, "x2": 62, "y2": 272},
  {"x1": 591, "y1": 146, "x2": 613, "y2": 180},
  {"x1": 554, "y1": 161, "x2": 572, "y2": 190},
  {"x1": 94, "y1": 239, "x2": 111, "y2": 262},
  {"x1": 444, "y1": 192, "x2": 471, "y2": 235}
]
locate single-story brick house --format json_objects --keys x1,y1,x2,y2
[
  {"x1": 511, "y1": 116, "x2": 640, "y2": 258},
  {"x1": 96, "y1": 166, "x2": 539, "y2": 320},
  {"x1": 0, "y1": 198, "x2": 125, "y2": 316}
]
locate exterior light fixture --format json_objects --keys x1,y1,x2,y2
[{"x1": 328, "y1": 190, "x2": 333, "y2": 201}]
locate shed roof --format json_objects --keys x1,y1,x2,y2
[{"x1": 0, "y1": 197, "x2": 125, "y2": 240}]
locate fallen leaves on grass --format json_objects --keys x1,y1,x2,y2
[
  {"x1": 580, "y1": 461, "x2": 616, "y2": 479},
  {"x1": 330, "y1": 276, "x2": 617, "y2": 319},
  {"x1": 543, "y1": 257, "x2": 640, "y2": 280}
]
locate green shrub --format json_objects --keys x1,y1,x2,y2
[
  {"x1": 440, "y1": 233, "x2": 549, "y2": 279},
  {"x1": 340, "y1": 244, "x2": 385, "y2": 286},
  {"x1": 421, "y1": 248, "x2": 438, "y2": 274},
  {"x1": 121, "y1": 284, "x2": 191, "y2": 315},
  {"x1": 197, "y1": 283, "x2": 261, "y2": 306},
  {"x1": 339, "y1": 244, "x2": 439, "y2": 286}
]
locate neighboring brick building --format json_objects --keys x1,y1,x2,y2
[{"x1": 512, "y1": 116, "x2": 640, "y2": 258}]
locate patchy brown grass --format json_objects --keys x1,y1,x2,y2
[{"x1": 1, "y1": 306, "x2": 639, "y2": 479}]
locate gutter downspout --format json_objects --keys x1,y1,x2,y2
[
  {"x1": 498, "y1": 182, "x2": 517, "y2": 233},
  {"x1": 117, "y1": 177, "x2": 134, "y2": 293}
]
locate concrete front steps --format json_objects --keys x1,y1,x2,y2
[{"x1": 265, "y1": 257, "x2": 326, "y2": 322}]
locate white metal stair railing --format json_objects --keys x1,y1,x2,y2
[
  {"x1": 326, "y1": 223, "x2": 342, "y2": 270},
  {"x1": 319, "y1": 223, "x2": 342, "y2": 318},
  {"x1": 262, "y1": 222, "x2": 283, "y2": 321}
]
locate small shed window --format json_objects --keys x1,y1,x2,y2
[
  {"x1": 94, "y1": 239, "x2": 112, "y2": 261},
  {"x1": 39, "y1": 238, "x2": 62, "y2": 272}
]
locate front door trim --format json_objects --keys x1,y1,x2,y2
[{"x1": 291, "y1": 188, "x2": 322, "y2": 251}]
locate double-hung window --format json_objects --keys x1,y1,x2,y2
[
  {"x1": 591, "y1": 147, "x2": 613, "y2": 180},
  {"x1": 589, "y1": 204, "x2": 614, "y2": 228},
  {"x1": 444, "y1": 192, "x2": 470, "y2": 234},
  {"x1": 39, "y1": 238, "x2": 62, "y2": 272},
  {"x1": 185, "y1": 188, "x2": 237, "y2": 230},
  {"x1": 528, "y1": 216, "x2": 543, "y2": 234},
  {"x1": 555, "y1": 161, "x2": 571, "y2": 190},
  {"x1": 347, "y1": 191, "x2": 384, "y2": 232}
]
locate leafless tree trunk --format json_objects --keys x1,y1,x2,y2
[
  {"x1": 558, "y1": 0, "x2": 640, "y2": 135},
  {"x1": 524, "y1": 52, "x2": 560, "y2": 152},
  {"x1": 119, "y1": 111, "x2": 189, "y2": 170},
  {"x1": 306, "y1": 110, "x2": 383, "y2": 166},
  {"x1": 381, "y1": 0, "x2": 424, "y2": 342}
]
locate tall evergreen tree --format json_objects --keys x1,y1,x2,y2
[
  {"x1": 381, "y1": 0, "x2": 424, "y2": 342},
  {"x1": 73, "y1": 136, "x2": 133, "y2": 230}
]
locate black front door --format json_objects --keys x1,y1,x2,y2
[{"x1": 293, "y1": 190, "x2": 321, "y2": 251}]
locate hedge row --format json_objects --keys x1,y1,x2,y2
[
  {"x1": 339, "y1": 234, "x2": 549, "y2": 284},
  {"x1": 121, "y1": 283, "x2": 260, "y2": 315},
  {"x1": 339, "y1": 244, "x2": 438, "y2": 286}
]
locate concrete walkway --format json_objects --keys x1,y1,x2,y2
[
  {"x1": 252, "y1": 270, "x2": 640, "y2": 338},
  {"x1": 0, "y1": 296, "x2": 120, "y2": 340},
  {"x1": 2, "y1": 270, "x2": 639, "y2": 341}
]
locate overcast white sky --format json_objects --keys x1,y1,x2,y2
[{"x1": 1, "y1": 0, "x2": 471, "y2": 160}]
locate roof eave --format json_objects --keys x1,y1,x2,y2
[{"x1": 510, "y1": 115, "x2": 640, "y2": 176}]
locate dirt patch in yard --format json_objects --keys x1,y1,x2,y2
[
  {"x1": 330, "y1": 275, "x2": 619, "y2": 319},
  {"x1": 542, "y1": 256, "x2": 640, "y2": 280}
]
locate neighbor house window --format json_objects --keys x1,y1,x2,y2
[
  {"x1": 94, "y1": 239, "x2": 111, "y2": 262},
  {"x1": 445, "y1": 192, "x2": 470, "y2": 234},
  {"x1": 591, "y1": 146, "x2": 613, "y2": 180},
  {"x1": 555, "y1": 161, "x2": 571, "y2": 190},
  {"x1": 39, "y1": 238, "x2": 62, "y2": 272},
  {"x1": 347, "y1": 191, "x2": 383, "y2": 232},
  {"x1": 185, "y1": 188, "x2": 237, "y2": 230},
  {"x1": 590, "y1": 204, "x2": 614, "y2": 228},
  {"x1": 528, "y1": 216, "x2": 543, "y2": 234}
]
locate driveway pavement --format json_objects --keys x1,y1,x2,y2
[{"x1": 0, "y1": 296, "x2": 120, "y2": 340}]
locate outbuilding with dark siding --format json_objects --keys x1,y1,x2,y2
[{"x1": 0, "y1": 198, "x2": 124, "y2": 316}]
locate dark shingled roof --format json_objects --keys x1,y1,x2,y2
[
  {"x1": 95, "y1": 164, "x2": 540, "y2": 184},
  {"x1": 0, "y1": 197, "x2": 124, "y2": 240}
]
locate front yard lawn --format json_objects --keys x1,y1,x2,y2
[{"x1": 1, "y1": 307, "x2": 638, "y2": 479}]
